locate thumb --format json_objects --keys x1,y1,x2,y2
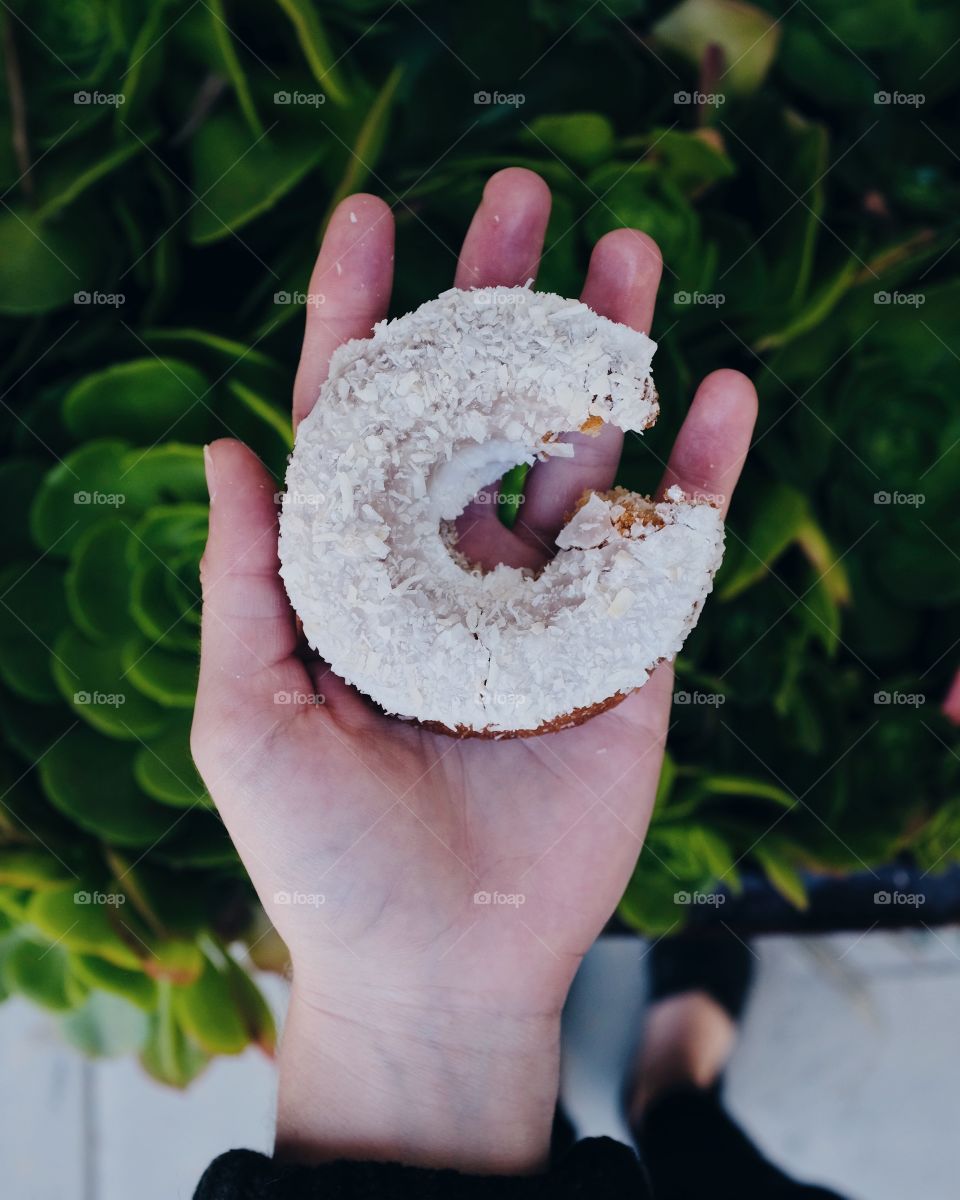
[{"x1": 195, "y1": 439, "x2": 302, "y2": 714}]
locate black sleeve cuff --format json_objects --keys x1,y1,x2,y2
[{"x1": 194, "y1": 1137, "x2": 651, "y2": 1200}]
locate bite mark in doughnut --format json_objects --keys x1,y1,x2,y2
[{"x1": 278, "y1": 286, "x2": 725, "y2": 736}]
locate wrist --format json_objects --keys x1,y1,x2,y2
[{"x1": 276, "y1": 979, "x2": 561, "y2": 1175}]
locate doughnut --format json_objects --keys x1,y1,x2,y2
[{"x1": 278, "y1": 286, "x2": 724, "y2": 736}]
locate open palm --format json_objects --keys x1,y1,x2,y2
[{"x1": 191, "y1": 168, "x2": 756, "y2": 1026}]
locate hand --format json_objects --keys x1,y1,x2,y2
[{"x1": 191, "y1": 168, "x2": 756, "y2": 1173}]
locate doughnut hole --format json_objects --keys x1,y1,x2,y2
[{"x1": 447, "y1": 434, "x2": 585, "y2": 572}]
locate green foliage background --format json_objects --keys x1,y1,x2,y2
[{"x1": 1, "y1": 0, "x2": 959, "y2": 1082}]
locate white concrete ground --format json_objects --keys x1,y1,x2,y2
[{"x1": 2, "y1": 930, "x2": 958, "y2": 1199}]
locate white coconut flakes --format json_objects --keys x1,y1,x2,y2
[{"x1": 278, "y1": 285, "x2": 724, "y2": 734}]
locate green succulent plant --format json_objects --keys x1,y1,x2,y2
[{"x1": 1, "y1": 0, "x2": 959, "y2": 1079}]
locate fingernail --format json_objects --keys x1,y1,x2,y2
[{"x1": 203, "y1": 444, "x2": 217, "y2": 502}]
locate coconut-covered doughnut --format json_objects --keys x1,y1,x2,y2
[{"x1": 278, "y1": 286, "x2": 724, "y2": 735}]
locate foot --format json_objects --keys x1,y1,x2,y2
[
  {"x1": 628, "y1": 989, "x2": 737, "y2": 1125},
  {"x1": 627, "y1": 932, "x2": 755, "y2": 1128}
]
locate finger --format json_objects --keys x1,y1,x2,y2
[
  {"x1": 943, "y1": 666, "x2": 960, "y2": 726},
  {"x1": 454, "y1": 498, "x2": 548, "y2": 570},
  {"x1": 518, "y1": 229, "x2": 663, "y2": 549},
  {"x1": 580, "y1": 227, "x2": 662, "y2": 331},
  {"x1": 292, "y1": 194, "x2": 395, "y2": 429},
  {"x1": 657, "y1": 368, "x2": 758, "y2": 519},
  {"x1": 453, "y1": 169, "x2": 554, "y2": 570},
  {"x1": 196, "y1": 440, "x2": 302, "y2": 707},
  {"x1": 454, "y1": 166, "x2": 552, "y2": 289},
  {"x1": 611, "y1": 371, "x2": 756, "y2": 735}
]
